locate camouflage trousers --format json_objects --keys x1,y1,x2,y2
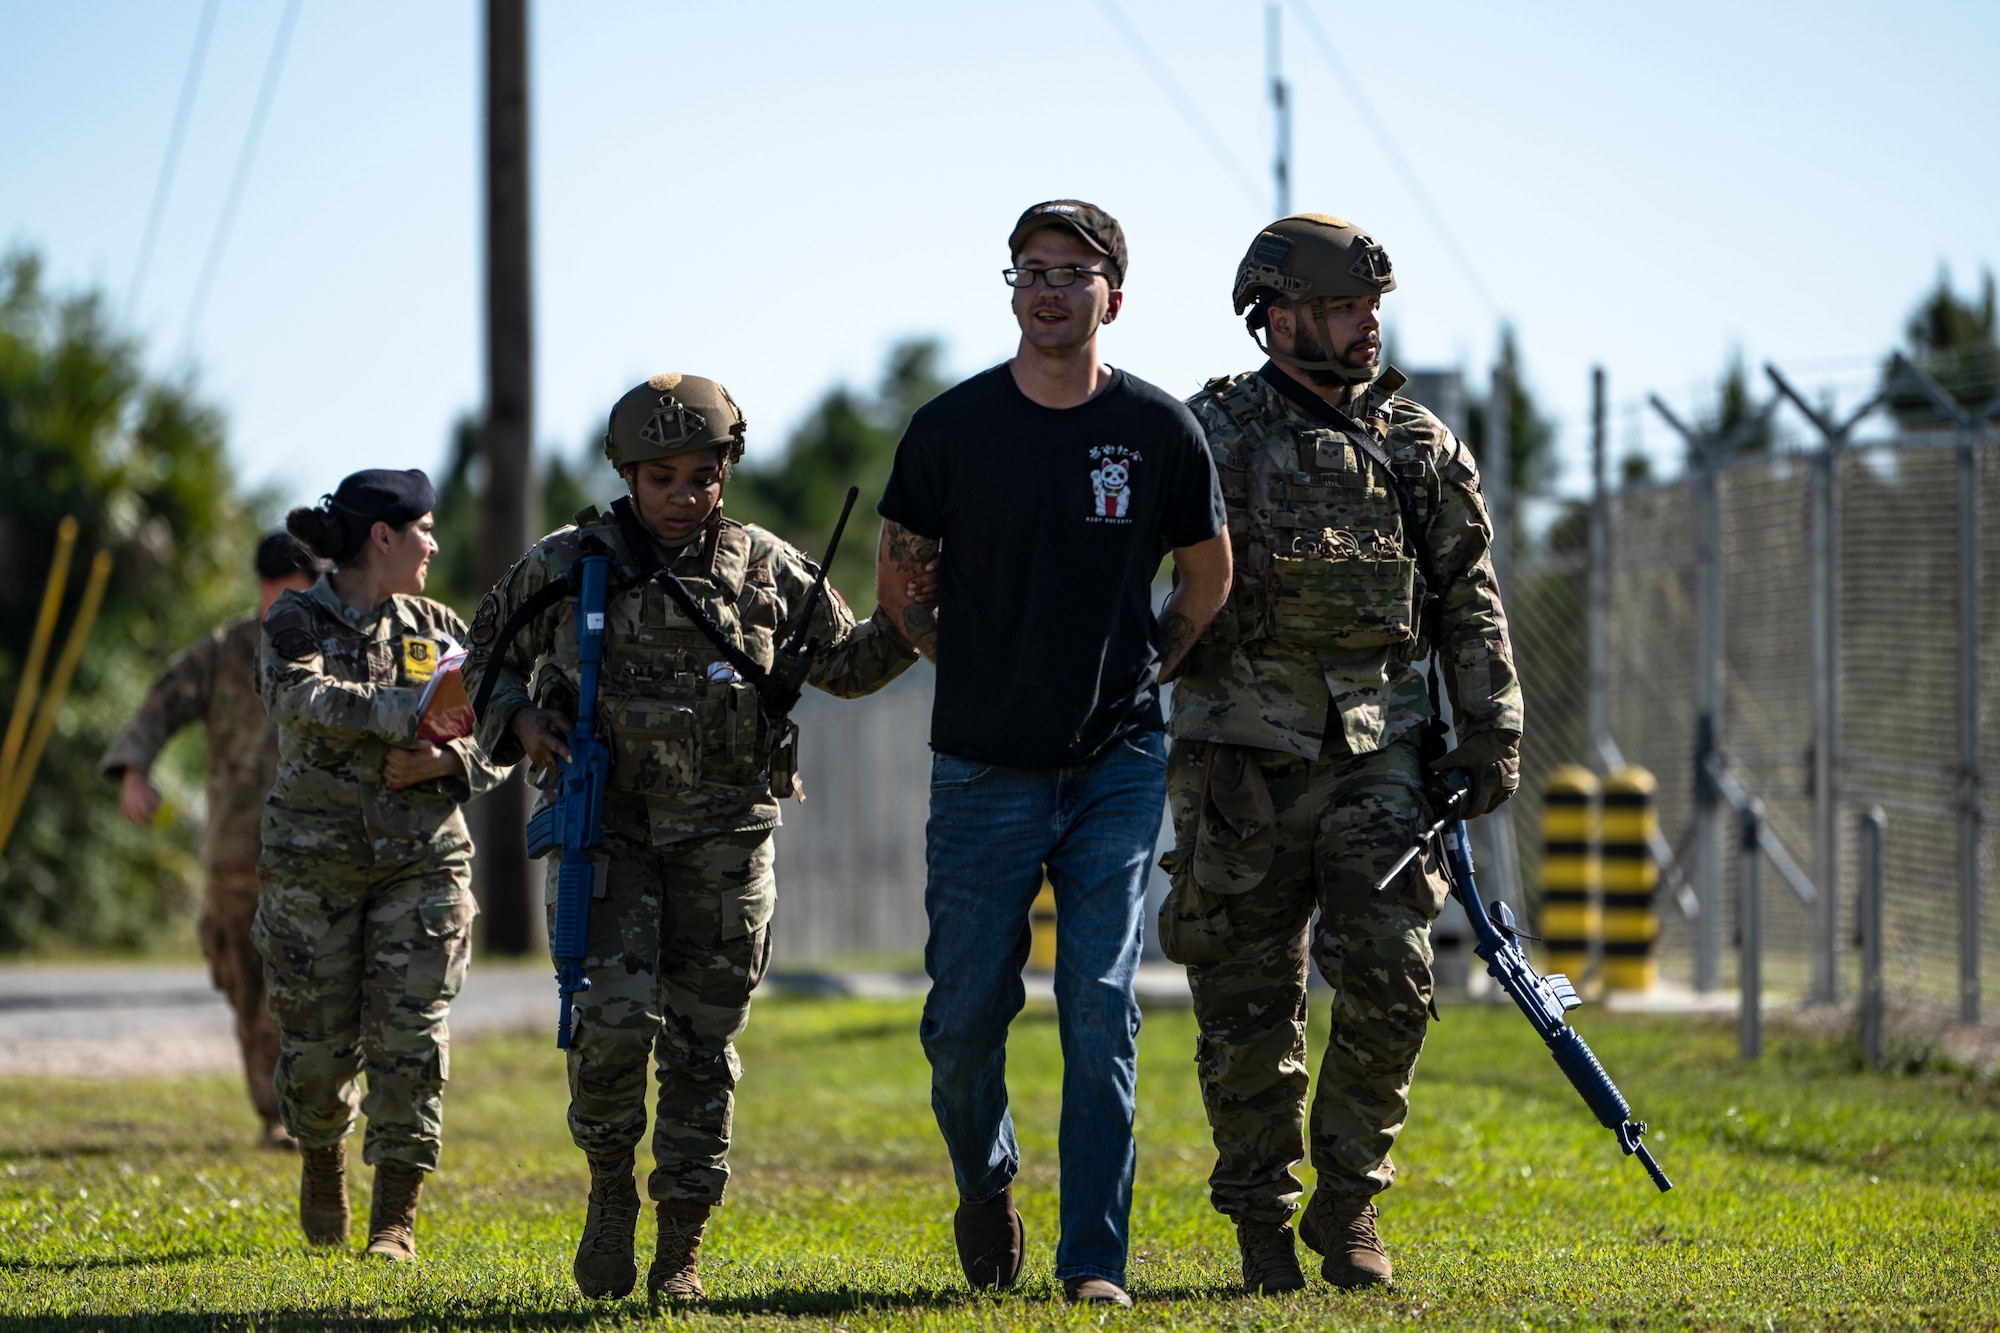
[
  {"x1": 203, "y1": 867, "x2": 282, "y2": 1127},
  {"x1": 1163, "y1": 733, "x2": 1447, "y2": 1224},
  {"x1": 253, "y1": 846, "x2": 477, "y2": 1172},
  {"x1": 551, "y1": 825, "x2": 775, "y2": 1205}
]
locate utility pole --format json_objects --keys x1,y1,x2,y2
[
  {"x1": 477, "y1": 0, "x2": 536, "y2": 955},
  {"x1": 1267, "y1": 2, "x2": 1290, "y2": 218}
]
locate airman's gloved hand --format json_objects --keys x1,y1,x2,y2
[{"x1": 1427, "y1": 729, "x2": 1521, "y2": 818}]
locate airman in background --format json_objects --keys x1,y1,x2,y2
[
  {"x1": 100, "y1": 530, "x2": 320, "y2": 1150},
  {"x1": 257, "y1": 469, "x2": 505, "y2": 1260},
  {"x1": 1162, "y1": 214, "x2": 1523, "y2": 1292},
  {"x1": 465, "y1": 374, "x2": 925, "y2": 1301}
]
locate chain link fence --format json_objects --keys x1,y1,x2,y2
[{"x1": 1509, "y1": 402, "x2": 1999, "y2": 1034}]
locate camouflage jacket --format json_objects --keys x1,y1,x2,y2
[
  {"x1": 464, "y1": 504, "x2": 916, "y2": 847},
  {"x1": 257, "y1": 576, "x2": 504, "y2": 867},
  {"x1": 99, "y1": 615, "x2": 275, "y2": 870},
  {"x1": 1172, "y1": 364, "x2": 1521, "y2": 759}
]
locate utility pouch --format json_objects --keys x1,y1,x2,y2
[
  {"x1": 1267, "y1": 530, "x2": 1417, "y2": 650},
  {"x1": 1192, "y1": 743, "x2": 1278, "y2": 893},
  {"x1": 604, "y1": 696, "x2": 700, "y2": 794},
  {"x1": 700, "y1": 682, "x2": 768, "y2": 786},
  {"x1": 1155, "y1": 848, "x2": 1236, "y2": 966},
  {"x1": 767, "y1": 720, "x2": 803, "y2": 799}
]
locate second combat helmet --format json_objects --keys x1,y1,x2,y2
[{"x1": 1232, "y1": 214, "x2": 1395, "y2": 381}]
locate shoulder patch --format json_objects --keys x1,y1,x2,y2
[
  {"x1": 470, "y1": 592, "x2": 501, "y2": 648},
  {"x1": 271, "y1": 626, "x2": 319, "y2": 662}
]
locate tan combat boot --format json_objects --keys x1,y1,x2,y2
[
  {"x1": 364, "y1": 1161, "x2": 425, "y2": 1261},
  {"x1": 573, "y1": 1152, "x2": 642, "y2": 1299},
  {"x1": 1297, "y1": 1193, "x2": 1392, "y2": 1289},
  {"x1": 298, "y1": 1144, "x2": 349, "y2": 1245},
  {"x1": 1235, "y1": 1217, "x2": 1306, "y2": 1295},
  {"x1": 647, "y1": 1199, "x2": 710, "y2": 1300}
]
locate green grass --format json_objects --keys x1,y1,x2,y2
[{"x1": 1, "y1": 994, "x2": 1996, "y2": 1330}]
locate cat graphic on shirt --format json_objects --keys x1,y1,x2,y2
[{"x1": 1091, "y1": 459, "x2": 1132, "y2": 518}]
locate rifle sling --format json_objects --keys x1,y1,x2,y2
[
  {"x1": 472, "y1": 572, "x2": 578, "y2": 719},
  {"x1": 606, "y1": 498, "x2": 787, "y2": 715}
]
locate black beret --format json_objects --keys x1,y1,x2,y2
[{"x1": 324, "y1": 469, "x2": 436, "y2": 526}]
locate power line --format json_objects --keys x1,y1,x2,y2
[
  {"x1": 177, "y1": 0, "x2": 303, "y2": 362},
  {"x1": 1090, "y1": 0, "x2": 1263, "y2": 209},
  {"x1": 1287, "y1": 0, "x2": 1499, "y2": 316},
  {"x1": 128, "y1": 0, "x2": 221, "y2": 317}
]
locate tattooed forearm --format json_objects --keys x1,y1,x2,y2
[
  {"x1": 883, "y1": 520, "x2": 939, "y2": 571},
  {"x1": 1157, "y1": 610, "x2": 1198, "y2": 683},
  {"x1": 876, "y1": 519, "x2": 942, "y2": 663},
  {"x1": 902, "y1": 604, "x2": 939, "y2": 662}
]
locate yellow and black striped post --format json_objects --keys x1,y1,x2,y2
[
  {"x1": 1600, "y1": 766, "x2": 1660, "y2": 991},
  {"x1": 1540, "y1": 765, "x2": 1600, "y2": 980},
  {"x1": 1028, "y1": 878, "x2": 1058, "y2": 973}
]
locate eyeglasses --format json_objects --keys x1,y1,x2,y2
[{"x1": 1002, "y1": 265, "x2": 1111, "y2": 289}]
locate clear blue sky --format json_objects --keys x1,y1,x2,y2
[{"x1": 5, "y1": 1, "x2": 1995, "y2": 512}]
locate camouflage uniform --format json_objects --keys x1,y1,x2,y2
[
  {"x1": 100, "y1": 615, "x2": 283, "y2": 1128},
  {"x1": 1163, "y1": 365, "x2": 1521, "y2": 1222},
  {"x1": 254, "y1": 576, "x2": 504, "y2": 1173},
  {"x1": 466, "y1": 505, "x2": 915, "y2": 1205}
]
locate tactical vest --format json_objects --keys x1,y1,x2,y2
[
  {"x1": 1198, "y1": 372, "x2": 1432, "y2": 659},
  {"x1": 536, "y1": 514, "x2": 786, "y2": 799}
]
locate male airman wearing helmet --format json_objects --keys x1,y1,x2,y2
[
  {"x1": 464, "y1": 374, "x2": 927, "y2": 1300},
  {"x1": 1160, "y1": 216, "x2": 1523, "y2": 1292}
]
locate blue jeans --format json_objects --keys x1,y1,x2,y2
[{"x1": 919, "y1": 728, "x2": 1168, "y2": 1286}]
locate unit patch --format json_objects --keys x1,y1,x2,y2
[
  {"x1": 402, "y1": 636, "x2": 438, "y2": 684},
  {"x1": 272, "y1": 627, "x2": 319, "y2": 663},
  {"x1": 470, "y1": 593, "x2": 499, "y2": 648}
]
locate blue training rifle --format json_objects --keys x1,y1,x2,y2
[
  {"x1": 1377, "y1": 772, "x2": 1674, "y2": 1192},
  {"x1": 523, "y1": 552, "x2": 612, "y2": 1049}
]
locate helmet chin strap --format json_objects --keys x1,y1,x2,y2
[{"x1": 1250, "y1": 297, "x2": 1382, "y2": 386}]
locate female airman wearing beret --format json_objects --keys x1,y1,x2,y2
[{"x1": 255, "y1": 467, "x2": 502, "y2": 1260}]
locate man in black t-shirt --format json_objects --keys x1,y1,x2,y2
[{"x1": 875, "y1": 200, "x2": 1230, "y2": 1307}]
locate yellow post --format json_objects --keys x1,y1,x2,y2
[
  {"x1": 0, "y1": 516, "x2": 78, "y2": 795},
  {"x1": 1027, "y1": 878, "x2": 1058, "y2": 973},
  {"x1": 0, "y1": 549, "x2": 113, "y2": 857},
  {"x1": 1600, "y1": 766, "x2": 1661, "y2": 991},
  {"x1": 1540, "y1": 765, "x2": 1601, "y2": 981}
]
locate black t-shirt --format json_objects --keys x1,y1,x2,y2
[{"x1": 879, "y1": 362, "x2": 1225, "y2": 767}]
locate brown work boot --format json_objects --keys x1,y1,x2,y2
[
  {"x1": 952, "y1": 1182, "x2": 1025, "y2": 1289},
  {"x1": 364, "y1": 1161, "x2": 425, "y2": 1261},
  {"x1": 1064, "y1": 1277, "x2": 1133, "y2": 1307},
  {"x1": 647, "y1": 1199, "x2": 710, "y2": 1300},
  {"x1": 259, "y1": 1119, "x2": 298, "y2": 1152},
  {"x1": 1297, "y1": 1194, "x2": 1392, "y2": 1289},
  {"x1": 1235, "y1": 1217, "x2": 1306, "y2": 1295},
  {"x1": 573, "y1": 1152, "x2": 641, "y2": 1299},
  {"x1": 298, "y1": 1144, "x2": 349, "y2": 1245}
]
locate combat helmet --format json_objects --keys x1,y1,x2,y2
[
  {"x1": 1232, "y1": 214, "x2": 1395, "y2": 382},
  {"x1": 604, "y1": 374, "x2": 747, "y2": 470}
]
